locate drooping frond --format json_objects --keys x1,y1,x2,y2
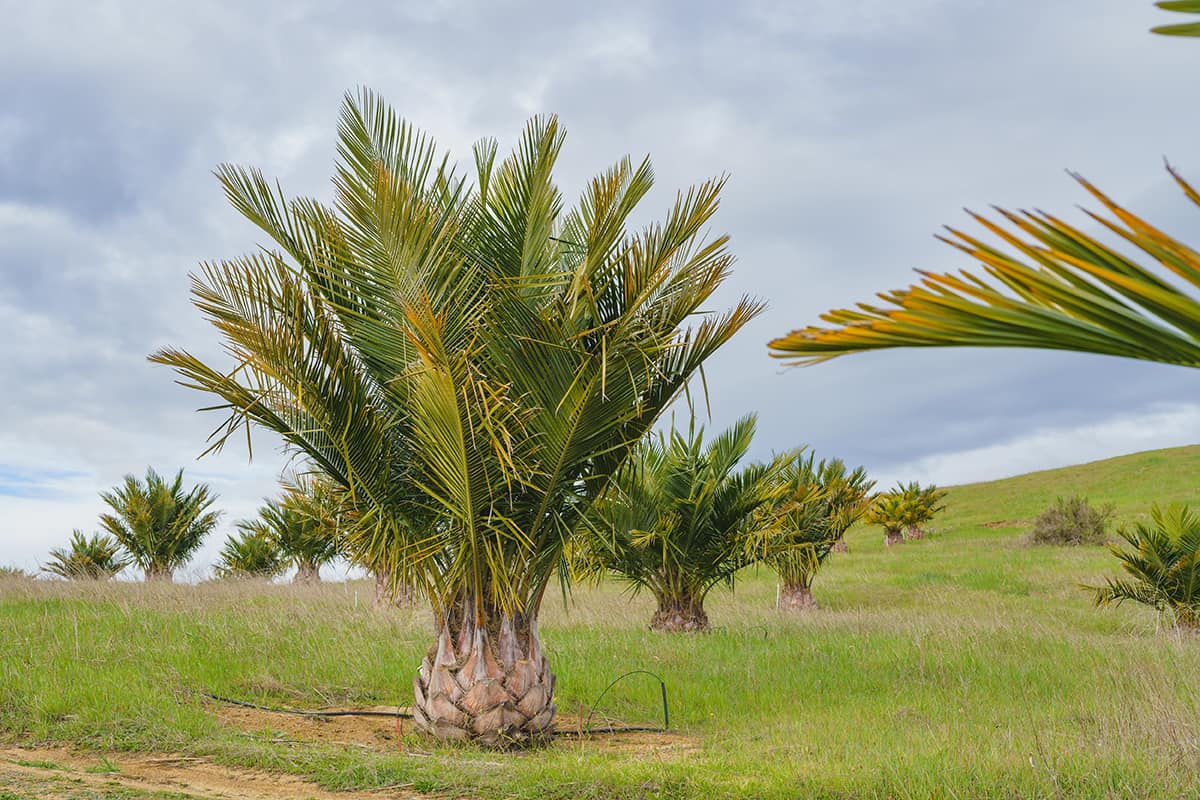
[{"x1": 770, "y1": 168, "x2": 1200, "y2": 368}]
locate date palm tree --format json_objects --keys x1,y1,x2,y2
[
  {"x1": 99, "y1": 469, "x2": 220, "y2": 582},
  {"x1": 44, "y1": 531, "x2": 127, "y2": 580},
  {"x1": 214, "y1": 529, "x2": 284, "y2": 579},
  {"x1": 241, "y1": 476, "x2": 342, "y2": 584},
  {"x1": 579, "y1": 415, "x2": 784, "y2": 632},
  {"x1": 756, "y1": 455, "x2": 873, "y2": 610},
  {"x1": 150, "y1": 90, "x2": 758, "y2": 744},
  {"x1": 898, "y1": 482, "x2": 947, "y2": 540},
  {"x1": 1089, "y1": 503, "x2": 1200, "y2": 630}
]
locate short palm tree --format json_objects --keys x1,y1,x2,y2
[
  {"x1": 150, "y1": 90, "x2": 757, "y2": 744},
  {"x1": 865, "y1": 494, "x2": 908, "y2": 547},
  {"x1": 99, "y1": 469, "x2": 220, "y2": 582},
  {"x1": 580, "y1": 415, "x2": 784, "y2": 632},
  {"x1": 0, "y1": 566, "x2": 28, "y2": 580},
  {"x1": 44, "y1": 531, "x2": 127, "y2": 580},
  {"x1": 898, "y1": 482, "x2": 947, "y2": 540},
  {"x1": 214, "y1": 530, "x2": 284, "y2": 579},
  {"x1": 756, "y1": 455, "x2": 873, "y2": 610},
  {"x1": 241, "y1": 476, "x2": 342, "y2": 584},
  {"x1": 1089, "y1": 503, "x2": 1200, "y2": 630}
]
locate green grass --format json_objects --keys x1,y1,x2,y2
[{"x1": 4, "y1": 446, "x2": 1200, "y2": 798}]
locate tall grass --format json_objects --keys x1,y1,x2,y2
[{"x1": 4, "y1": 446, "x2": 1200, "y2": 798}]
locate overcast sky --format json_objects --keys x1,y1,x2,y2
[{"x1": 3, "y1": 0, "x2": 1199, "y2": 577}]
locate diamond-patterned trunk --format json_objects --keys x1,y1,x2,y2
[{"x1": 413, "y1": 612, "x2": 555, "y2": 747}]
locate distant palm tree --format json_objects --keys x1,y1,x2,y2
[
  {"x1": 151, "y1": 90, "x2": 756, "y2": 743},
  {"x1": 755, "y1": 455, "x2": 873, "y2": 610},
  {"x1": 43, "y1": 531, "x2": 127, "y2": 580},
  {"x1": 241, "y1": 475, "x2": 342, "y2": 584},
  {"x1": 1090, "y1": 503, "x2": 1200, "y2": 630},
  {"x1": 99, "y1": 468, "x2": 220, "y2": 582},
  {"x1": 580, "y1": 415, "x2": 783, "y2": 632},
  {"x1": 214, "y1": 530, "x2": 284, "y2": 579}
]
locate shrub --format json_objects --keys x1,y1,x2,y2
[{"x1": 1028, "y1": 496, "x2": 1113, "y2": 546}]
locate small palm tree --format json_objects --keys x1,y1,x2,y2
[
  {"x1": 756, "y1": 455, "x2": 873, "y2": 610},
  {"x1": 1089, "y1": 504, "x2": 1200, "y2": 630},
  {"x1": 241, "y1": 476, "x2": 341, "y2": 584},
  {"x1": 0, "y1": 566, "x2": 30, "y2": 580},
  {"x1": 865, "y1": 494, "x2": 908, "y2": 547},
  {"x1": 99, "y1": 469, "x2": 219, "y2": 582},
  {"x1": 214, "y1": 530, "x2": 284, "y2": 579},
  {"x1": 43, "y1": 531, "x2": 128, "y2": 580},
  {"x1": 580, "y1": 415, "x2": 783, "y2": 632},
  {"x1": 898, "y1": 482, "x2": 947, "y2": 540}
]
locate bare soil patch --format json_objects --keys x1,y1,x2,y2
[{"x1": 0, "y1": 746, "x2": 415, "y2": 799}]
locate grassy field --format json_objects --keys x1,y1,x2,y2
[{"x1": 3, "y1": 446, "x2": 1200, "y2": 799}]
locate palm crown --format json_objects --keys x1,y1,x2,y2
[{"x1": 151, "y1": 90, "x2": 758, "y2": 742}]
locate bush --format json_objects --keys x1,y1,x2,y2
[{"x1": 1028, "y1": 496, "x2": 1113, "y2": 546}]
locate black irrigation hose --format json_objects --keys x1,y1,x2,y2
[
  {"x1": 582, "y1": 669, "x2": 670, "y2": 732},
  {"x1": 201, "y1": 667, "x2": 672, "y2": 737}
]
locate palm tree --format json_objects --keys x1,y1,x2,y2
[
  {"x1": 865, "y1": 494, "x2": 908, "y2": 547},
  {"x1": 150, "y1": 90, "x2": 757, "y2": 744},
  {"x1": 241, "y1": 476, "x2": 342, "y2": 584},
  {"x1": 99, "y1": 469, "x2": 220, "y2": 582},
  {"x1": 1089, "y1": 503, "x2": 1200, "y2": 630},
  {"x1": 579, "y1": 415, "x2": 783, "y2": 632},
  {"x1": 898, "y1": 482, "x2": 947, "y2": 541},
  {"x1": 756, "y1": 455, "x2": 873, "y2": 610},
  {"x1": 43, "y1": 531, "x2": 127, "y2": 580},
  {"x1": 214, "y1": 530, "x2": 284, "y2": 579}
]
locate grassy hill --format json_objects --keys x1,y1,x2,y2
[{"x1": 2, "y1": 446, "x2": 1199, "y2": 799}]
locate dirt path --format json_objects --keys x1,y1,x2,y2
[{"x1": 0, "y1": 746, "x2": 423, "y2": 799}]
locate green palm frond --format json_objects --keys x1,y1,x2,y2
[
  {"x1": 770, "y1": 168, "x2": 1200, "y2": 367},
  {"x1": 151, "y1": 89, "x2": 758, "y2": 624},
  {"x1": 43, "y1": 531, "x2": 127, "y2": 580},
  {"x1": 98, "y1": 469, "x2": 220, "y2": 581},
  {"x1": 1154, "y1": 1, "x2": 1200, "y2": 36}
]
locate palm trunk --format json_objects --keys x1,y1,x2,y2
[
  {"x1": 144, "y1": 565, "x2": 173, "y2": 582},
  {"x1": 374, "y1": 568, "x2": 416, "y2": 608},
  {"x1": 905, "y1": 525, "x2": 923, "y2": 541},
  {"x1": 777, "y1": 583, "x2": 818, "y2": 611},
  {"x1": 294, "y1": 562, "x2": 320, "y2": 584},
  {"x1": 884, "y1": 526, "x2": 904, "y2": 546},
  {"x1": 413, "y1": 600, "x2": 555, "y2": 747},
  {"x1": 650, "y1": 593, "x2": 710, "y2": 632},
  {"x1": 831, "y1": 538, "x2": 848, "y2": 553}
]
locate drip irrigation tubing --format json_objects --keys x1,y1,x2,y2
[{"x1": 199, "y1": 667, "x2": 671, "y2": 737}]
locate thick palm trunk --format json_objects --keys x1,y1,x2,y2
[
  {"x1": 650, "y1": 593, "x2": 710, "y2": 632},
  {"x1": 144, "y1": 565, "x2": 173, "y2": 582},
  {"x1": 293, "y1": 562, "x2": 320, "y2": 584},
  {"x1": 413, "y1": 606, "x2": 555, "y2": 747},
  {"x1": 831, "y1": 538, "x2": 848, "y2": 553},
  {"x1": 778, "y1": 582, "x2": 817, "y2": 611},
  {"x1": 884, "y1": 527, "x2": 904, "y2": 546},
  {"x1": 374, "y1": 568, "x2": 416, "y2": 608},
  {"x1": 904, "y1": 525, "x2": 923, "y2": 541}
]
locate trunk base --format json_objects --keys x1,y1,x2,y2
[
  {"x1": 831, "y1": 538, "x2": 848, "y2": 554},
  {"x1": 778, "y1": 584, "x2": 818, "y2": 611},
  {"x1": 904, "y1": 525, "x2": 924, "y2": 541},
  {"x1": 884, "y1": 529, "x2": 904, "y2": 547},
  {"x1": 413, "y1": 618, "x2": 555, "y2": 748},
  {"x1": 650, "y1": 600, "x2": 710, "y2": 633},
  {"x1": 293, "y1": 563, "x2": 320, "y2": 584}
]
